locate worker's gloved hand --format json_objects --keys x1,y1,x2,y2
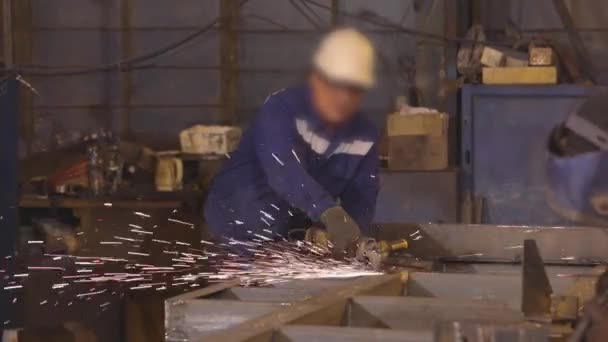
[
  {"x1": 320, "y1": 206, "x2": 361, "y2": 256},
  {"x1": 585, "y1": 301, "x2": 608, "y2": 342}
]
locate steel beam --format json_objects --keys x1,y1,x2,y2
[{"x1": 379, "y1": 224, "x2": 608, "y2": 264}]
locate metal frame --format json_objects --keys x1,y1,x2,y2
[{"x1": 163, "y1": 268, "x2": 597, "y2": 341}]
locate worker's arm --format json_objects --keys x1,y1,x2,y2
[
  {"x1": 253, "y1": 97, "x2": 336, "y2": 221},
  {"x1": 340, "y1": 143, "x2": 380, "y2": 236}
]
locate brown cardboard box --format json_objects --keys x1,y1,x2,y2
[
  {"x1": 529, "y1": 46, "x2": 554, "y2": 66},
  {"x1": 387, "y1": 112, "x2": 448, "y2": 170}
]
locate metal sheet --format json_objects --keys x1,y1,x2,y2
[
  {"x1": 408, "y1": 272, "x2": 597, "y2": 311},
  {"x1": 350, "y1": 296, "x2": 522, "y2": 330},
  {"x1": 277, "y1": 325, "x2": 433, "y2": 342},
  {"x1": 165, "y1": 300, "x2": 282, "y2": 341},
  {"x1": 379, "y1": 223, "x2": 608, "y2": 263},
  {"x1": 374, "y1": 170, "x2": 459, "y2": 224},
  {"x1": 461, "y1": 85, "x2": 605, "y2": 225}
]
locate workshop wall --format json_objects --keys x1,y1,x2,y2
[{"x1": 28, "y1": 0, "x2": 416, "y2": 150}]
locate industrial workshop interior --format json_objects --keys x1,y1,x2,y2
[{"x1": 3, "y1": 0, "x2": 608, "y2": 341}]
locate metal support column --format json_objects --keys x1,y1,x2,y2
[
  {"x1": 219, "y1": 0, "x2": 239, "y2": 125},
  {"x1": 2, "y1": 0, "x2": 12, "y2": 67},
  {"x1": 330, "y1": 0, "x2": 339, "y2": 26},
  {"x1": 0, "y1": 77, "x2": 19, "y2": 327},
  {"x1": 120, "y1": 0, "x2": 133, "y2": 138},
  {"x1": 12, "y1": 0, "x2": 33, "y2": 153}
]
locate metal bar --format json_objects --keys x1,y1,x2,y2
[
  {"x1": 0, "y1": 78, "x2": 19, "y2": 326},
  {"x1": 197, "y1": 274, "x2": 404, "y2": 341},
  {"x1": 33, "y1": 104, "x2": 222, "y2": 109},
  {"x1": 330, "y1": 0, "x2": 339, "y2": 26},
  {"x1": 2, "y1": 0, "x2": 12, "y2": 66},
  {"x1": 30, "y1": 26, "x2": 414, "y2": 34},
  {"x1": 552, "y1": 0, "x2": 597, "y2": 84},
  {"x1": 12, "y1": 0, "x2": 33, "y2": 153},
  {"x1": 219, "y1": 0, "x2": 239, "y2": 125},
  {"x1": 120, "y1": 0, "x2": 133, "y2": 137}
]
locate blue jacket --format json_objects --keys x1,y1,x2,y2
[{"x1": 204, "y1": 85, "x2": 379, "y2": 240}]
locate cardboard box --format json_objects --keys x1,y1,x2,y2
[
  {"x1": 529, "y1": 46, "x2": 554, "y2": 66},
  {"x1": 386, "y1": 113, "x2": 448, "y2": 170},
  {"x1": 480, "y1": 46, "x2": 505, "y2": 67},
  {"x1": 482, "y1": 66, "x2": 557, "y2": 85},
  {"x1": 180, "y1": 125, "x2": 242, "y2": 155}
]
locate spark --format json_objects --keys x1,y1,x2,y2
[
  {"x1": 128, "y1": 251, "x2": 150, "y2": 257},
  {"x1": 504, "y1": 245, "x2": 523, "y2": 249},
  {"x1": 128, "y1": 224, "x2": 143, "y2": 229},
  {"x1": 40, "y1": 300, "x2": 47, "y2": 305},
  {"x1": 271, "y1": 153, "x2": 285, "y2": 165},
  {"x1": 133, "y1": 211, "x2": 151, "y2": 218},
  {"x1": 103, "y1": 202, "x2": 113, "y2": 207},
  {"x1": 130, "y1": 229, "x2": 153, "y2": 235},
  {"x1": 28, "y1": 266, "x2": 65, "y2": 271},
  {"x1": 291, "y1": 149, "x2": 301, "y2": 163},
  {"x1": 260, "y1": 210, "x2": 275, "y2": 220},
  {"x1": 100, "y1": 241, "x2": 123, "y2": 245},
  {"x1": 130, "y1": 284, "x2": 153, "y2": 290},
  {"x1": 13, "y1": 273, "x2": 29, "y2": 278},
  {"x1": 152, "y1": 239, "x2": 171, "y2": 244},
  {"x1": 28, "y1": 240, "x2": 44, "y2": 244},
  {"x1": 200, "y1": 240, "x2": 214, "y2": 245},
  {"x1": 52, "y1": 283, "x2": 69, "y2": 289},
  {"x1": 175, "y1": 241, "x2": 191, "y2": 246},
  {"x1": 234, "y1": 220, "x2": 245, "y2": 225},
  {"x1": 76, "y1": 289, "x2": 106, "y2": 298},
  {"x1": 3, "y1": 285, "x2": 22, "y2": 290},
  {"x1": 413, "y1": 235, "x2": 423, "y2": 241},
  {"x1": 168, "y1": 218, "x2": 194, "y2": 228},
  {"x1": 409, "y1": 230, "x2": 420, "y2": 237}
]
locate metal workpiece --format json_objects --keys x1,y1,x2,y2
[
  {"x1": 158, "y1": 223, "x2": 608, "y2": 341},
  {"x1": 378, "y1": 223, "x2": 608, "y2": 264}
]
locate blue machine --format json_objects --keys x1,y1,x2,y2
[
  {"x1": 0, "y1": 77, "x2": 19, "y2": 325},
  {"x1": 460, "y1": 85, "x2": 603, "y2": 225}
]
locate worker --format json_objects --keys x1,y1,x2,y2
[
  {"x1": 204, "y1": 28, "x2": 378, "y2": 254},
  {"x1": 546, "y1": 92, "x2": 608, "y2": 341}
]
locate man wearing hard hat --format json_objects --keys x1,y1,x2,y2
[{"x1": 205, "y1": 28, "x2": 378, "y2": 254}]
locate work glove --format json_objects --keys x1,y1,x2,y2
[{"x1": 320, "y1": 206, "x2": 361, "y2": 256}]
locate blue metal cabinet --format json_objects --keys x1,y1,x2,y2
[{"x1": 461, "y1": 85, "x2": 603, "y2": 225}]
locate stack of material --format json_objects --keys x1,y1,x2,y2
[
  {"x1": 481, "y1": 45, "x2": 557, "y2": 85},
  {"x1": 386, "y1": 107, "x2": 448, "y2": 171}
]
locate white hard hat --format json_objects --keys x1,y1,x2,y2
[{"x1": 313, "y1": 28, "x2": 376, "y2": 89}]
